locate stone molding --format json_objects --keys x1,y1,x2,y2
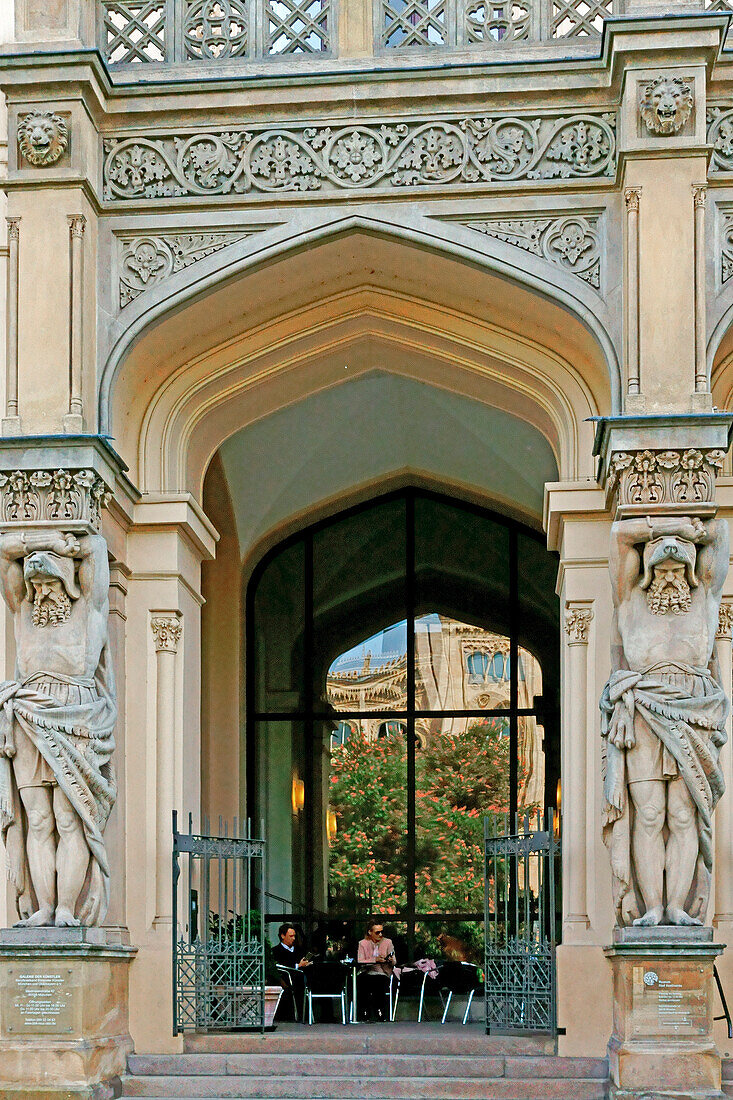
[
  {"x1": 564, "y1": 603, "x2": 593, "y2": 643},
  {"x1": 151, "y1": 612, "x2": 182, "y2": 652},
  {"x1": 0, "y1": 468, "x2": 112, "y2": 531},
  {"x1": 103, "y1": 112, "x2": 617, "y2": 202},
  {"x1": 457, "y1": 213, "x2": 600, "y2": 288},
  {"x1": 718, "y1": 601, "x2": 733, "y2": 640},
  {"x1": 17, "y1": 110, "x2": 69, "y2": 168},
  {"x1": 118, "y1": 229, "x2": 256, "y2": 307},
  {"x1": 607, "y1": 448, "x2": 725, "y2": 515}
]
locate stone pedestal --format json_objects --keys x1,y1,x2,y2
[
  {"x1": 604, "y1": 927, "x2": 724, "y2": 1099},
  {"x1": 0, "y1": 927, "x2": 137, "y2": 1100}
]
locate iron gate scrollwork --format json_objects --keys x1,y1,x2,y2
[
  {"x1": 484, "y1": 811, "x2": 559, "y2": 1034},
  {"x1": 173, "y1": 812, "x2": 266, "y2": 1032}
]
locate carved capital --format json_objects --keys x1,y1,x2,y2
[
  {"x1": 68, "y1": 214, "x2": 86, "y2": 239},
  {"x1": 151, "y1": 613, "x2": 182, "y2": 653},
  {"x1": 718, "y1": 602, "x2": 733, "y2": 640},
  {"x1": 565, "y1": 604, "x2": 593, "y2": 644},
  {"x1": 6, "y1": 218, "x2": 20, "y2": 242},
  {"x1": 693, "y1": 184, "x2": 706, "y2": 210},
  {"x1": 607, "y1": 448, "x2": 725, "y2": 517},
  {"x1": 0, "y1": 468, "x2": 112, "y2": 532},
  {"x1": 624, "y1": 187, "x2": 642, "y2": 212}
]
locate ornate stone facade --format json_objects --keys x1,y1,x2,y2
[
  {"x1": 0, "y1": 469, "x2": 111, "y2": 531},
  {"x1": 639, "y1": 76, "x2": 694, "y2": 136},
  {"x1": 17, "y1": 110, "x2": 69, "y2": 167},
  {"x1": 607, "y1": 448, "x2": 726, "y2": 516},
  {"x1": 459, "y1": 213, "x2": 601, "y2": 287}
]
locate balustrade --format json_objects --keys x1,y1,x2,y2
[{"x1": 99, "y1": 0, "x2": 627, "y2": 68}]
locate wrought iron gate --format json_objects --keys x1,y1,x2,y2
[
  {"x1": 173, "y1": 812, "x2": 266, "y2": 1032},
  {"x1": 484, "y1": 811, "x2": 559, "y2": 1034}
]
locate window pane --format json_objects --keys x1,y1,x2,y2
[
  {"x1": 254, "y1": 719, "x2": 308, "y2": 916},
  {"x1": 415, "y1": 613, "x2": 512, "y2": 711},
  {"x1": 326, "y1": 718, "x2": 408, "y2": 917},
  {"x1": 253, "y1": 541, "x2": 305, "y2": 713},
  {"x1": 414, "y1": 715, "x2": 510, "y2": 915},
  {"x1": 326, "y1": 621, "x2": 408, "y2": 715},
  {"x1": 313, "y1": 497, "x2": 406, "y2": 712}
]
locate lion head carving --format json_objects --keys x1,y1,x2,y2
[
  {"x1": 18, "y1": 111, "x2": 69, "y2": 167},
  {"x1": 639, "y1": 76, "x2": 693, "y2": 137}
]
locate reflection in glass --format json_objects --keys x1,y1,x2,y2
[{"x1": 325, "y1": 621, "x2": 407, "y2": 715}]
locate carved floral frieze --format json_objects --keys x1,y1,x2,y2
[
  {"x1": 608, "y1": 448, "x2": 726, "y2": 511},
  {"x1": 103, "y1": 112, "x2": 617, "y2": 201},
  {"x1": 707, "y1": 107, "x2": 733, "y2": 172},
  {"x1": 458, "y1": 213, "x2": 600, "y2": 288},
  {"x1": 119, "y1": 229, "x2": 256, "y2": 307},
  {"x1": 0, "y1": 469, "x2": 112, "y2": 530}
]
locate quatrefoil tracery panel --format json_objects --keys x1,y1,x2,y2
[
  {"x1": 465, "y1": 0, "x2": 530, "y2": 43},
  {"x1": 102, "y1": 0, "x2": 167, "y2": 62},
  {"x1": 184, "y1": 0, "x2": 249, "y2": 58},
  {"x1": 266, "y1": 0, "x2": 331, "y2": 53}
]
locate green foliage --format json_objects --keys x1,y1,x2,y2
[{"x1": 328, "y1": 719, "x2": 512, "y2": 921}]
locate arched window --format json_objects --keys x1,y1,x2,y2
[{"x1": 247, "y1": 489, "x2": 559, "y2": 950}]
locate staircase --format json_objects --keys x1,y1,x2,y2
[{"x1": 120, "y1": 1026, "x2": 609, "y2": 1100}]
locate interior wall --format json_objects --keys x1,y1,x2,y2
[{"x1": 201, "y1": 452, "x2": 241, "y2": 824}]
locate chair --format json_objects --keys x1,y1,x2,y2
[
  {"x1": 389, "y1": 967, "x2": 428, "y2": 1022},
  {"x1": 303, "y1": 962, "x2": 349, "y2": 1024},
  {"x1": 275, "y1": 963, "x2": 301, "y2": 1022},
  {"x1": 438, "y1": 962, "x2": 481, "y2": 1025}
]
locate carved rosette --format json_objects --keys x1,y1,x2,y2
[
  {"x1": 151, "y1": 614, "x2": 182, "y2": 653},
  {"x1": 0, "y1": 468, "x2": 112, "y2": 531},
  {"x1": 564, "y1": 605, "x2": 593, "y2": 644},
  {"x1": 607, "y1": 448, "x2": 726, "y2": 517},
  {"x1": 718, "y1": 601, "x2": 733, "y2": 640}
]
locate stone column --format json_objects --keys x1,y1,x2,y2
[
  {"x1": 64, "y1": 214, "x2": 85, "y2": 432},
  {"x1": 151, "y1": 612, "x2": 182, "y2": 926},
  {"x1": 624, "y1": 187, "x2": 641, "y2": 400},
  {"x1": 693, "y1": 185, "x2": 707, "y2": 395},
  {"x1": 3, "y1": 217, "x2": 20, "y2": 433},
  {"x1": 563, "y1": 602, "x2": 593, "y2": 929},
  {"x1": 715, "y1": 601, "x2": 733, "y2": 927}
]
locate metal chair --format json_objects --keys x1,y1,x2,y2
[
  {"x1": 438, "y1": 961, "x2": 481, "y2": 1025},
  {"x1": 389, "y1": 967, "x2": 428, "y2": 1021},
  {"x1": 275, "y1": 963, "x2": 301, "y2": 1022},
  {"x1": 303, "y1": 962, "x2": 349, "y2": 1024}
]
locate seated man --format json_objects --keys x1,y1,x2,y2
[
  {"x1": 272, "y1": 923, "x2": 309, "y2": 1020},
  {"x1": 357, "y1": 919, "x2": 398, "y2": 1021}
]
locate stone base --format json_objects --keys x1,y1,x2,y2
[
  {"x1": 0, "y1": 927, "x2": 137, "y2": 1099},
  {"x1": 604, "y1": 927, "x2": 724, "y2": 1100}
]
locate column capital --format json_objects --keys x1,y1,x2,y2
[
  {"x1": 693, "y1": 184, "x2": 707, "y2": 210},
  {"x1": 718, "y1": 601, "x2": 733, "y2": 640},
  {"x1": 5, "y1": 218, "x2": 20, "y2": 241},
  {"x1": 151, "y1": 612, "x2": 182, "y2": 653},
  {"x1": 564, "y1": 604, "x2": 593, "y2": 644},
  {"x1": 624, "y1": 186, "x2": 642, "y2": 212},
  {"x1": 67, "y1": 214, "x2": 87, "y2": 239}
]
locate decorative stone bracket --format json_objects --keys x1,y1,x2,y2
[
  {"x1": 593, "y1": 414, "x2": 733, "y2": 519},
  {"x1": 0, "y1": 468, "x2": 111, "y2": 531}
]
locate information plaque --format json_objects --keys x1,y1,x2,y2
[
  {"x1": 1, "y1": 964, "x2": 78, "y2": 1036},
  {"x1": 630, "y1": 963, "x2": 708, "y2": 1038}
]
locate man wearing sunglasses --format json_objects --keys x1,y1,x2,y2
[{"x1": 357, "y1": 919, "x2": 398, "y2": 1021}]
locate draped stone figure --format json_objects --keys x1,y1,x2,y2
[
  {"x1": 0, "y1": 531, "x2": 116, "y2": 927},
  {"x1": 601, "y1": 516, "x2": 729, "y2": 927}
]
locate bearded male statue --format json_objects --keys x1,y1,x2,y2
[
  {"x1": 601, "y1": 515, "x2": 728, "y2": 928},
  {"x1": 0, "y1": 531, "x2": 116, "y2": 927}
]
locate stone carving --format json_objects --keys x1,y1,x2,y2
[
  {"x1": 720, "y1": 212, "x2": 733, "y2": 284},
  {"x1": 460, "y1": 213, "x2": 600, "y2": 288},
  {"x1": 101, "y1": 0, "x2": 167, "y2": 64},
  {"x1": 184, "y1": 0, "x2": 248, "y2": 59},
  {"x1": 0, "y1": 532, "x2": 116, "y2": 926},
  {"x1": 119, "y1": 230, "x2": 254, "y2": 307},
  {"x1": 565, "y1": 605, "x2": 593, "y2": 642},
  {"x1": 266, "y1": 0, "x2": 330, "y2": 53},
  {"x1": 465, "y1": 0, "x2": 530, "y2": 43},
  {"x1": 718, "y1": 601, "x2": 733, "y2": 640},
  {"x1": 600, "y1": 516, "x2": 729, "y2": 926},
  {"x1": 103, "y1": 112, "x2": 616, "y2": 201},
  {"x1": 708, "y1": 106, "x2": 733, "y2": 174},
  {"x1": 639, "y1": 76, "x2": 694, "y2": 137},
  {"x1": 17, "y1": 110, "x2": 69, "y2": 168},
  {"x1": 151, "y1": 614, "x2": 182, "y2": 652},
  {"x1": 608, "y1": 449, "x2": 726, "y2": 512},
  {"x1": 0, "y1": 469, "x2": 111, "y2": 531}
]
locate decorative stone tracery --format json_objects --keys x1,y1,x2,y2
[
  {"x1": 607, "y1": 448, "x2": 726, "y2": 514},
  {"x1": 118, "y1": 230, "x2": 256, "y2": 306},
  {"x1": 0, "y1": 469, "x2": 111, "y2": 530},
  {"x1": 459, "y1": 213, "x2": 601, "y2": 287}
]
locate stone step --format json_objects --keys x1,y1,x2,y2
[
  {"x1": 127, "y1": 1053, "x2": 607, "y2": 1080},
  {"x1": 119, "y1": 1075, "x2": 607, "y2": 1099},
  {"x1": 183, "y1": 1029, "x2": 555, "y2": 1057}
]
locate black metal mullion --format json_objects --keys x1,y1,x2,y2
[
  {"x1": 406, "y1": 491, "x2": 417, "y2": 959},
  {"x1": 509, "y1": 527, "x2": 519, "y2": 825},
  {"x1": 304, "y1": 532, "x2": 315, "y2": 931}
]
